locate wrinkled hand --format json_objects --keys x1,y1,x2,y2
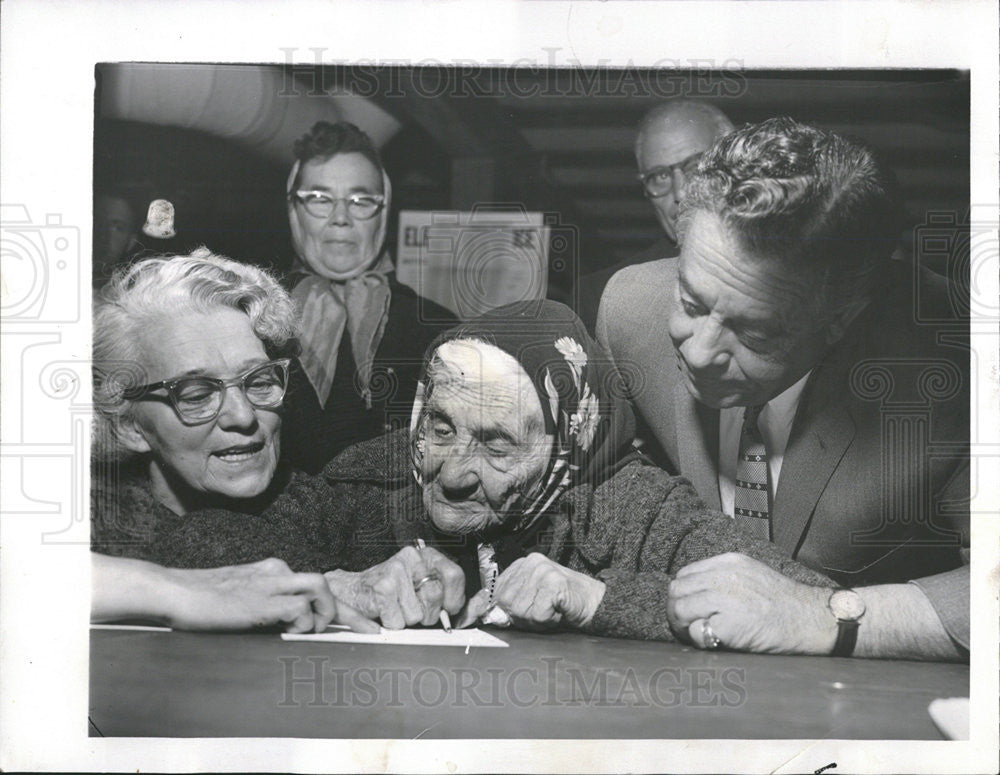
[
  {"x1": 166, "y1": 557, "x2": 378, "y2": 634},
  {"x1": 454, "y1": 588, "x2": 494, "y2": 629},
  {"x1": 666, "y1": 553, "x2": 836, "y2": 654},
  {"x1": 325, "y1": 546, "x2": 465, "y2": 629},
  {"x1": 487, "y1": 553, "x2": 606, "y2": 630}
]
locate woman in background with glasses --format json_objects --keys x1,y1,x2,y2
[
  {"x1": 281, "y1": 121, "x2": 455, "y2": 475},
  {"x1": 91, "y1": 248, "x2": 463, "y2": 632}
]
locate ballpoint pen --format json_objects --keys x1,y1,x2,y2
[{"x1": 413, "y1": 538, "x2": 452, "y2": 632}]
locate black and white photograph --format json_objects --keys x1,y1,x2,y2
[{"x1": 1, "y1": 1, "x2": 997, "y2": 773}]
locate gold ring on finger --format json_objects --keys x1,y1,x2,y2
[{"x1": 413, "y1": 573, "x2": 440, "y2": 592}]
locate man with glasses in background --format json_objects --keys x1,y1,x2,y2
[{"x1": 574, "y1": 99, "x2": 735, "y2": 334}]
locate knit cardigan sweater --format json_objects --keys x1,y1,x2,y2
[
  {"x1": 323, "y1": 430, "x2": 834, "y2": 641},
  {"x1": 90, "y1": 460, "x2": 397, "y2": 573},
  {"x1": 92, "y1": 430, "x2": 832, "y2": 642}
]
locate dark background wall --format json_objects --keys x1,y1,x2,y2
[{"x1": 94, "y1": 66, "x2": 969, "y2": 295}]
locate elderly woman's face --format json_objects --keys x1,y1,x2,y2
[
  {"x1": 294, "y1": 152, "x2": 384, "y2": 281},
  {"x1": 419, "y1": 344, "x2": 552, "y2": 536},
  {"x1": 123, "y1": 307, "x2": 282, "y2": 514}
]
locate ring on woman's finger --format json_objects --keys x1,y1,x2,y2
[{"x1": 413, "y1": 573, "x2": 441, "y2": 592}]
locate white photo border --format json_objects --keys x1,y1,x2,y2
[{"x1": 1, "y1": 0, "x2": 997, "y2": 772}]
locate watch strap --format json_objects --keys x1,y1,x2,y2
[
  {"x1": 829, "y1": 587, "x2": 864, "y2": 657},
  {"x1": 832, "y1": 618, "x2": 860, "y2": 657}
]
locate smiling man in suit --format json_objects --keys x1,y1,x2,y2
[{"x1": 598, "y1": 117, "x2": 969, "y2": 660}]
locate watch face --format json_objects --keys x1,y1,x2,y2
[{"x1": 830, "y1": 589, "x2": 866, "y2": 621}]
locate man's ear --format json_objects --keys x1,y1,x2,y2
[
  {"x1": 116, "y1": 413, "x2": 152, "y2": 455},
  {"x1": 825, "y1": 298, "x2": 870, "y2": 346}
]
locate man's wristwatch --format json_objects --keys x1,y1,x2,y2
[{"x1": 828, "y1": 588, "x2": 866, "y2": 657}]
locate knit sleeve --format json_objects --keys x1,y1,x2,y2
[
  {"x1": 579, "y1": 465, "x2": 694, "y2": 641},
  {"x1": 149, "y1": 507, "x2": 318, "y2": 570},
  {"x1": 148, "y1": 470, "x2": 394, "y2": 573},
  {"x1": 581, "y1": 464, "x2": 832, "y2": 641},
  {"x1": 320, "y1": 480, "x2": 403, "y2": 572},
  {"x1": 90, "y1": 459, "x2": 163, "y2": 561}
]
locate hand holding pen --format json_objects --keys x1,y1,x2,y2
[
  {"x1": 325, "y1": 541, "x2": 465, "y2": 630},
  {"x1": 413, "y1": 538, "x2": 454, "y2": 632}
]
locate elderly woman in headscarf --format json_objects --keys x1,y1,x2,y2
[
  {"x1": 91, "y1": 248, "x2": 461, "y2": 632},
  {"x1": 315, "y1": 299, "x2": 835, "y2": 643},
  {"x1": 280, "y1": 121, "x2": 456, "y2": 474}
]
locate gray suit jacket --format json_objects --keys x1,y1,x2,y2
[{"x1": 598, "y1": 257, "x2": 970, "y2": 647}]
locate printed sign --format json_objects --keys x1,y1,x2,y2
[{"x1": 396, "y1": 207, "x2": 550, "y2": 320}]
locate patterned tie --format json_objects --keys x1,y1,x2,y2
[{"x1": 734, "y1": 404, "x2": 771, "y2": 540}]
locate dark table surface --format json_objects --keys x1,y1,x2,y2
[{"x1": 89, "y1": 627, "x2": 967, "y2": 739}]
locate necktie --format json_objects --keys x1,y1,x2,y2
[{"x1": 734, "y1": 404, "x2": 771, "y2": 540}]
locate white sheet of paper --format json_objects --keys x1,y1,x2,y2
[
  {"x1": 91, "y1": 623, "x2": 171, "y2": 632},
  {"x1": 928, "y1": 697, "x2": 970, "y2": 740},
  {"x1": 281, "y1": 626, "x2": 508, "y2": 648}
]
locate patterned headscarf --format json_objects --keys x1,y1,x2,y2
[
  {"x1": 409, "y1": 300, "x2": 637, "y2": 621},
  {"x1": 286, "y1": 158, "x2": 394, "y2": 408}
]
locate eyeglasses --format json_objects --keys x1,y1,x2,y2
[
  {"x1": 123, "y1": 358, "x2": 292, "y2": 425},
  {"x1": 637, "y1": 151, "x2": 703, "y2": 199},
  {"x1": 291, "y1": 190, "x2": 385, "y2": 220}
]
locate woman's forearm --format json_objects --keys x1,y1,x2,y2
[{"x1": 91, "y1": 552, "x2": 173, "y2": 624}]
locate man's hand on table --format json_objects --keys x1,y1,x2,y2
[
  {"x1": 325, "y1": 545, "x2": 465, "y2": 629},
  {"x1": 666, "y1": 553, "x2": 836, "y2": 655},
  {"x1": 666, "y1": 552, "x2": 966, "y2": 661}
]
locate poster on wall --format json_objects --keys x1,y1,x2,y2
[{"x1": 396, "y1": 207, "x2": 550, "y2": 320}]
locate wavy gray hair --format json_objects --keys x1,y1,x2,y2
[
  {"x1": 679, "y1": 116, "x2": 902, "y2": 324},
  {"x1": 92, "y1": 247, "x2": 299, "y2": 460}
]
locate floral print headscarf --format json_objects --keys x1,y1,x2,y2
[{"x1": 409, "y1": 299, "x2": 636, "y2": 537}]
